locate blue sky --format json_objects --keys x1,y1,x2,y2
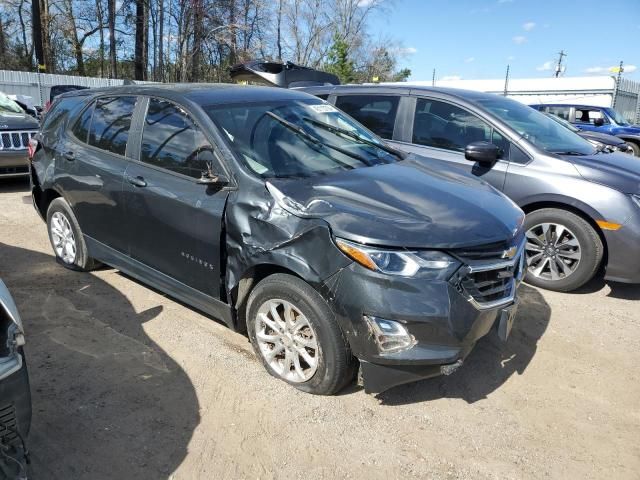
[{"x1": 368, "y1": 0, "x2": 640, "y2": 81}]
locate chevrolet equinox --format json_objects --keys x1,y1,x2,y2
[{"x1": 30, "y1": 85, "x2": 525, "y2": 394}]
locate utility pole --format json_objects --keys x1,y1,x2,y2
[
  {"x1": 554, "y1": 50, "x2": 567, "y2": 78},
  {"x1": 503, "y1": 64, "x2": 510, "y2": 96},
  {"x1": 612, "y1": 61, "x2": 625, "y2": 110},
  {"x1": 432, "y1": 68, "x2": 436, "y2": 86}
]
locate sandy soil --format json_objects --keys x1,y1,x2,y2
[{"x1": 0, "y1": 178, "x2": 638, "y2": 480}]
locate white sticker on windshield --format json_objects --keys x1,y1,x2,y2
[{"x1": 309, "y1": 104, "x2": 338, "y2": 113}]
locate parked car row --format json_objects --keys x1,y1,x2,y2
[
  {"x1": 21, "y1": 64, "x2": 640, "y2": 397},
  {"x1": 3, "y1": 64, "x2": 639, "y2": 402}
]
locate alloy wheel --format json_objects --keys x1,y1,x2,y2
[
  {"x1": 254, "y1": 299, "x2": 319, "y2": 383},
  {"x1": 50, "y1": 211, "x2": 77, "y2": 264},
  {"x1": 525, "y1": 222, "x2": 581, "y2": 281}
]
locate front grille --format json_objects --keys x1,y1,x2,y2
[
  {"x1": 0, "y1": 130, "x2": 36, "y2": 150},
  {"x1": 0, "y1": 404, "x2": 18, "y2": 444},
  {"x1": 450, "y1": 239, "x2": 525, "y2": 309}
]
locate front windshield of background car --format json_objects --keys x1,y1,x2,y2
[
  {"x1": 205, "y1": 99, "x2": 398, "y2": 178},
  {"x1": 476, "y1": 97, "x2": 596, "y2": 155},
  {"x1": 604, "y1": 108, "x2": 629, "y2": 126},
  {"x1": 0, "y1": 93, "x2": 24, "y2": 114}
]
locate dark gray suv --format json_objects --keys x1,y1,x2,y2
[
  {"x1": 30, "y1": 84, "x2": 526, "y2": 394},
  {"x1": 299, "y1": 85, "x2": 640, "y2": 292},
  {"x1": 0, "y1": 92, "x2": 39, "y2": 178}
]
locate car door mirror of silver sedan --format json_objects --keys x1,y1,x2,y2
[{"x1": 464, "y1": 141, "x2": 500, "y2": 167}]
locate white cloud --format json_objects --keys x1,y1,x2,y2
[
  {"x1": 537, "y1": 60, "x2": 554, "y2": 71},
  {"x1": 464, "y1": 57, "x2": 475, "y2": 63},
  {"x1": 585, "y1": 64, "x2": 637, "y2": 74},
  {"x1": 512, "y1": 36, "x2": 527, "y2": 44},
  {"x1": 523, "y1": 22, "x2": 536, "y2": 31},
  {"x1": 507, "y1": 55, "x2": 516, "y2": 61},
  {"x1": 403, "y1": 47, "x2": 418, "y2": 54},
  {"x1": 441, "y1": 75, "x2": 462, "y2": 81}
]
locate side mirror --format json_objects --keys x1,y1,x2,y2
[
  {"x1": 197, "y1": 173, "x2": 229, "y2": 186},
  {"x1": 464, "y1": 141, "x2": 500, "y2": 166},
  {"x1": 593, "y1": 117, "x2": 605, "y2": 127}
]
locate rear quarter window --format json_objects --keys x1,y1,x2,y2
[
  {"x1": 334, "y1": 95, "x2": 399, "y2": 139},
  {"x1": 42, "y1": 96, "x2": 86, "y2": 136}
]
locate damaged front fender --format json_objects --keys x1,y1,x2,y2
[{"x1": 224, "y1": 182, "x2": 352, "y2": 323}]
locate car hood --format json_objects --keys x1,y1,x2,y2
[
  {"x1": 578, "y1": 130, "x2": 626, "y2": 146},
  {"x1": 569, "y1": 152, "x2": 640, "y2": 194},
  {"x1": 0, "y1": 111, "x2": 38, "y2": 130},
  {"x1": 615, "y1": 125, "x2": 640, "y2": 135},
  {"x1": 267, "y1": 157, "x2": 524, "y2": 249}
]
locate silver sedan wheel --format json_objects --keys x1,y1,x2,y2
[
  {"x1": 525, "y1": 222, "x2": 581, "y2": 281},
  {"x1": 50, "y1": 211, "x2": 77, "y2": 264},
  {"x1": 254, "y1": 299, "x2": 319, "y2": 383}
]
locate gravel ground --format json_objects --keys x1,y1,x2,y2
[{"x1": 0, "y1": 178, "x2": 638, "y2": 480}]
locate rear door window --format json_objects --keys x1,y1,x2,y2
[
  {"x1": 88, "y1": 96, "x2": 137, "y2": 156},
  {"x1": 412, "y1": 98, "x2": 509, "y2": 154},
  {"x1": 140, "y1": 98, "x2": 214, "y2": 179},
  {"x1": 334, "y1": 95, "x2": 399, "y2": 139}
]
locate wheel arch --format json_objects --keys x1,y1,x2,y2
[
  {"x1": 520, "y1": 199, "x2": 608, "y2": 268},
  {"x1": 230, "y1": 263, "x2": 308, "y2": 333}
]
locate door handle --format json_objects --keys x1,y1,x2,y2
[
  {"x1": 63, "y1": 151, "x2": 75, "y2": 161},
  {"x1": 126, "y1": 175, "x2": 147, "y2": 188}
]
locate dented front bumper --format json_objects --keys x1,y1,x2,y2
[{"x1": 326, "y1": 261, "x2": 519, "y2": 394}]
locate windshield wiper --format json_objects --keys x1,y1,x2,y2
[
  {"x1": 265, "y1": 111, "x2": 374, "y2": 166},
  {"x1": 303, "y1": 116, "x2": 407, "y2": 160},
  {"x1": 551, "y1": 150, "x2": 588, "y2": 156}
]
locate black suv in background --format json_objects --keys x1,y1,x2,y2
[{"x1": 30, "y1": 84, "x2": 525, "y2": 394}]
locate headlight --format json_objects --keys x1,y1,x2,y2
[
  {"x1": 632, "y1": 194, "x2": 640, "y2": 209},
  {"x1": 335, "y1": 238, "x2": 460, "y2": 279}
]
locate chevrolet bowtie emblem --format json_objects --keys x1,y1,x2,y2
[{"x1": 502, "y1": 246, "x2": 518, "y2": 259}]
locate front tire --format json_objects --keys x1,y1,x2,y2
[
  {"x1": 246, "y1": 273, "x2": 356, "y2": 395},
  {"x1": 46, "y1": 198, "x2": 100, "y2": 271},
  {"x1": 523, "y1": 208, "x2": 603, "y2": 292},
  {"x1": 626, "y1": 141, "x2": 640, "y2": 157}
]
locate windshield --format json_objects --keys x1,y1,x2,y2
[
  {"x1": 475, "y1": 97, "x2": 596, "y2": 155},
  {"x1": 604, "y1": 107, "x2": 629, "y2": 126},
  {"x1": 205, "y1": 99, "x2": 398, "y2": 178},
  {"x1": 0, "y1": 93, "x2": 24, "y2": 114}
]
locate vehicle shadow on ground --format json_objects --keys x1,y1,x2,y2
[
  {"x1": 0, "y1": 242, "x2": 199, "y2": 480},
  {"x1": 572, "y1": 274, "x2": 640, "y2": 300},
  {"x1": 376, "y1": 284, "x2": 550, "y2": 405},
  {"x1": 0, "y1": 178, "x2": 30, "y2": 194}
]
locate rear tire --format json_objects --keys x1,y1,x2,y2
[
  {"x1": 246, "y1": 273, "x2": 357, "y2": 395},
  {"x1": 523, "y1": 208, "x2": 603, "y2": 292},
  {"x1": 46, "y1": 198, "x2": 101, "y2": 271}
]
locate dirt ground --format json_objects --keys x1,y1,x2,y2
[{"x1": 0, "y1": 178, "x2": 638, "y2": 480}]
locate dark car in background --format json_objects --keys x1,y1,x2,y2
[
  {"x1": 542, "y1": 111, "x2": 633, "y2": 154},
  {"x1": 530, "y1": 103, "x2": 640, "y2": 157},
  {"x1": 0, "y1": 92, "x2": 39, "y2": 179},
  {"x1": 292, "y1": 83, "x2": 640, "y2": 292},
  {"x1": 30, "y1": 84, "x2": 526, "y2": 394},
  {"x1": 0, "y1": 279, "x2": 31, "y2": 479}
]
